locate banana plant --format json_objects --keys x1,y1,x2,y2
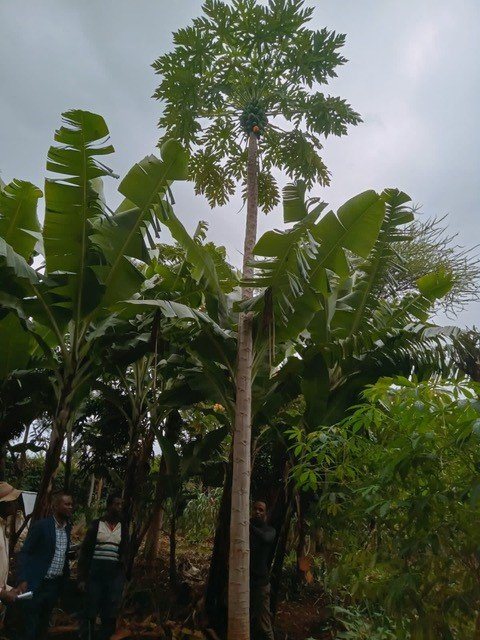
[{"x1": 0, "y1": 110, "x2": 188, "y2": 517}]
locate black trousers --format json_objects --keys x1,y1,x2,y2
[
  {"x1": 250, "y1": 582, "x2": 275, "y2": 640},
  {"x1": 79, "y1": 561, "x2": 125, "y2": 640},
  {"x1": 19, "y1": 577, "x2": 63, "y2": 640}
]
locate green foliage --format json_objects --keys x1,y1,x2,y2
[
  {"x1": 248, "y1": 186, "x2": 386, "y2": 341},
  {"x1": 289, "y1": 377, "x2": 480, "y2": 638},
  {"x1": 153, "y1": 0, "x2": 361, "y2": 209},
  {"x1": 178, "y1": 487, "x2": 222, "y2": 543},
  {"x1": 332, "y1": 605, "x2": 404, "y2": 640},
  {"x1": 386, "y1": 215, "x2": 480, "y2": 317},
  {"x1": 0, "y1": 179, "x2": 41, "y2": 260}
]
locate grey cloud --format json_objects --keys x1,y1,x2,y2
[{"x1": 1, "y1": 0, "x2": 478, "y2": 325}]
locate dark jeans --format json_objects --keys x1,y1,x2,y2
[
  {"x1": 250, "y1": 582, "x2": 274, "y2": 640},
  {"x1": 80, "y1": 561, "x2": 125, "y2": 640},
  {"x1": 19, "y1": 577, "x2": 63, "y2": 640}
]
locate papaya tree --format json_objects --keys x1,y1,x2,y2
[
  {"x1": 0, "y1": 110, "x2": 189, "y2": 517},
  {"x1": 153, "y1": 2, "x2": 361, "y2": 634}
]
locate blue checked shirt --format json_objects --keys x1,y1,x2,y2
[{"x1": 45, "y1": 519, "x2": 68, "y2": 578}]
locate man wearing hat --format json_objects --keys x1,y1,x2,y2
[{"x1": 0, "y1": 481, "x2": 23, "y2": 603}]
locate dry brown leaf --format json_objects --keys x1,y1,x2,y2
[
  {"x1": 111, "y1": 629, "x2": 132, "y2": 640},
  {"x1": 298, "y1": 556, "x2": 311, "y2": 571}
]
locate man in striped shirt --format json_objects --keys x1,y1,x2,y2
[{"x1": 78, "y1": 493, "x2": 129, "y2": 640}]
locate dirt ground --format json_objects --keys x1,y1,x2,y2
[{"x1": 1, "y1": 536, "x2": 331, "y2": 640}]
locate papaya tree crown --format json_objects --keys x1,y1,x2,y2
[{"x1": 153, "y1": 0, "x2": 362, "y2": 211}]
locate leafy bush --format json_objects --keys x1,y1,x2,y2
[
  {"x1": 332, "y1": 604, "x2": 406, "y2": 639},
  {"x1": 177, "y1": 488, "x2": 222, "y2": 543},
  {"x1": 289, "y1": 377, "x2": 480, "y2": 638}
]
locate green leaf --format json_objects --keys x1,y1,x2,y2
[
  {"x1": 314, "y1": 190, "x2": 385, "y2": 259},
  {"x1": 94, "y1": 140, "x2": 188, "y2": 308},
  {"x1": 0, "y1": 313, "x2": 33, "y2": 379},
  {"x1": 416, "y1": 270, "x2": 454, "y2": 300},
  {"x1": 0, "y1": 179, "x2": 42, "y2": 259},
  {"x1": 0, "y1": 238, "x2": 39, "y2": 285},
  {"x1": 159, "y1": 139, "x2": 189, "y2": 180},
  {"x1": 161, "y1": 203, "x2": 231, "y2": 322},
  {"x1": 43, "y1": 110, "x2": 114, "y2": 319},
  {"x1": 301, "y1": 351, "x2": 330, "y2": 428},
  {"x1": 283, "y1": 182, "x2": 308, "y2": 223}
]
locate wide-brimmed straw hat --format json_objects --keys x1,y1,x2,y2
[{"x1": 0, "y1": 482, "x2": 21, "y2": 503}]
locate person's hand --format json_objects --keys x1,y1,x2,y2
[
  {"x1": 16, "y1": 581, "x2": 28, "y2": 594},
  {"x1": 77, "y1": 581, "x2": 86, "y2": 593},
  {"x1": 0, "y1": 589, "x2": 18, "y2": 604}
]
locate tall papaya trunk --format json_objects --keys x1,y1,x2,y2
[{"x1": 228, "y1": 132, "x2": 259, "y2": 640}]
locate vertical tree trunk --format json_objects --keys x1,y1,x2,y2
[
  {"x1": 124, "y1": 425, "x2": 155, "y2": 572},
  {"x1": 94, "y1": 477, "x2": 104, "y2": 512},
  {"x1": 145, "y1": 506, "x2": 164, "y2": 563},
  {"x1": 268, "y1": 459, "x2": 294, "y2": 616},
  {"x1": 0, "y1": 443, "x2": 6, "y2": 482},
  {"x1": 64, "y1": 424, "x2": 73, "y2": 491},
  {"x1": 169, "y1": 506, "x2": 177, "y2": 587},
  {"x1": 17, "y1": 423, "x2": 31, "y2": 484},
  {"x1": 228, "y1": 132, "x2": 258, "y2": 640},
  {"x1": 32, "y1": 398, "x2": 71, "y2": 520},
  {"x1": 270, "y1": 501, "x2": 293, "y2": 616},
  {"x1": 145, "y1": 457, "x2": 167, "y2": 565},
  {"x1": 33, "y1": 368, "x2": 78, "y2": 521},
  {"x1": 87, "y1": 473, "x2": 95, "y2": 508},
  {"x1": 206, "y1": 461, "x2": 232, "y2": 634},
  {"x1": 295, "y1": 492, "x2": 308, "y2": 583}
]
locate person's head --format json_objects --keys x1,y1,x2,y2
[
  {"x1": 0, "y1": 482, "x2": 21, "y2": 518},
  {"x1": 105, "y1": 493, "x2": 123, "y2": 521},
  {"x1": 251, "y1": 500, "x2": 268, "y2": 524},
  {"x1": 51, "y1": 492, "x2": 73, "y2": 521}
]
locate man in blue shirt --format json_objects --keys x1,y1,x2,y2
[{"x1": 17, "y1": 492, "x2": 73, "y2": 640}]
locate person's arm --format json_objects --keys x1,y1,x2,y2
[
  {"x1": 77, "y1": 521, "x2": 98, "y2": 587},
  {"x1": 0, "y1": 587, "x2": 17, "y2": 603},
  {"x1": 16, "y1": 520, "x2": 42, "y2": 585},
  {"x1": 250, "y1": 523, "x2": 276, "y2": 544}
]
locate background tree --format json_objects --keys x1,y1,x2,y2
[
  {"x1": 383, "y1": 215, "x2": 480, "y2": 317},
  {"x1": 289, "y1": 377, "x2": 480, "y2": 638},
  {"x1": 0, "y1": 110, "x2": 189, "y2": 517},
  {"x1": 153, "y1": 2, "x2": 361, "y2": 635}
]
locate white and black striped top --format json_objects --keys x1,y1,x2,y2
[{"x1": 92, "y1": 520, "x2": 122, "y2": 563}]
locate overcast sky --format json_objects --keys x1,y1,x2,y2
[{"x1": 1, "y1": 0, "x2": 479, "y2": 326}]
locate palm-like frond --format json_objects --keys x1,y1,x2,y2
[
  {"x1": 92, "y1": 140, "x2": 189, "y2": 308},
  {"x1": 43, "y1": 110, "x2": 115, "y2": 320},
  {"x1": 330, "y1": 189, "x2": 414, "y2": 340},
  {"x1": 247, "y1": 184, "x2": 385, "y2": 342}
]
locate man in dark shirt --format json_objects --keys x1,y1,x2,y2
[
  {"x1": 17, "y1": 492, "x2": 73, "y2": 640},
  {"x1": 250, "y1": 500, "x2": 275, "y2": 640}
]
